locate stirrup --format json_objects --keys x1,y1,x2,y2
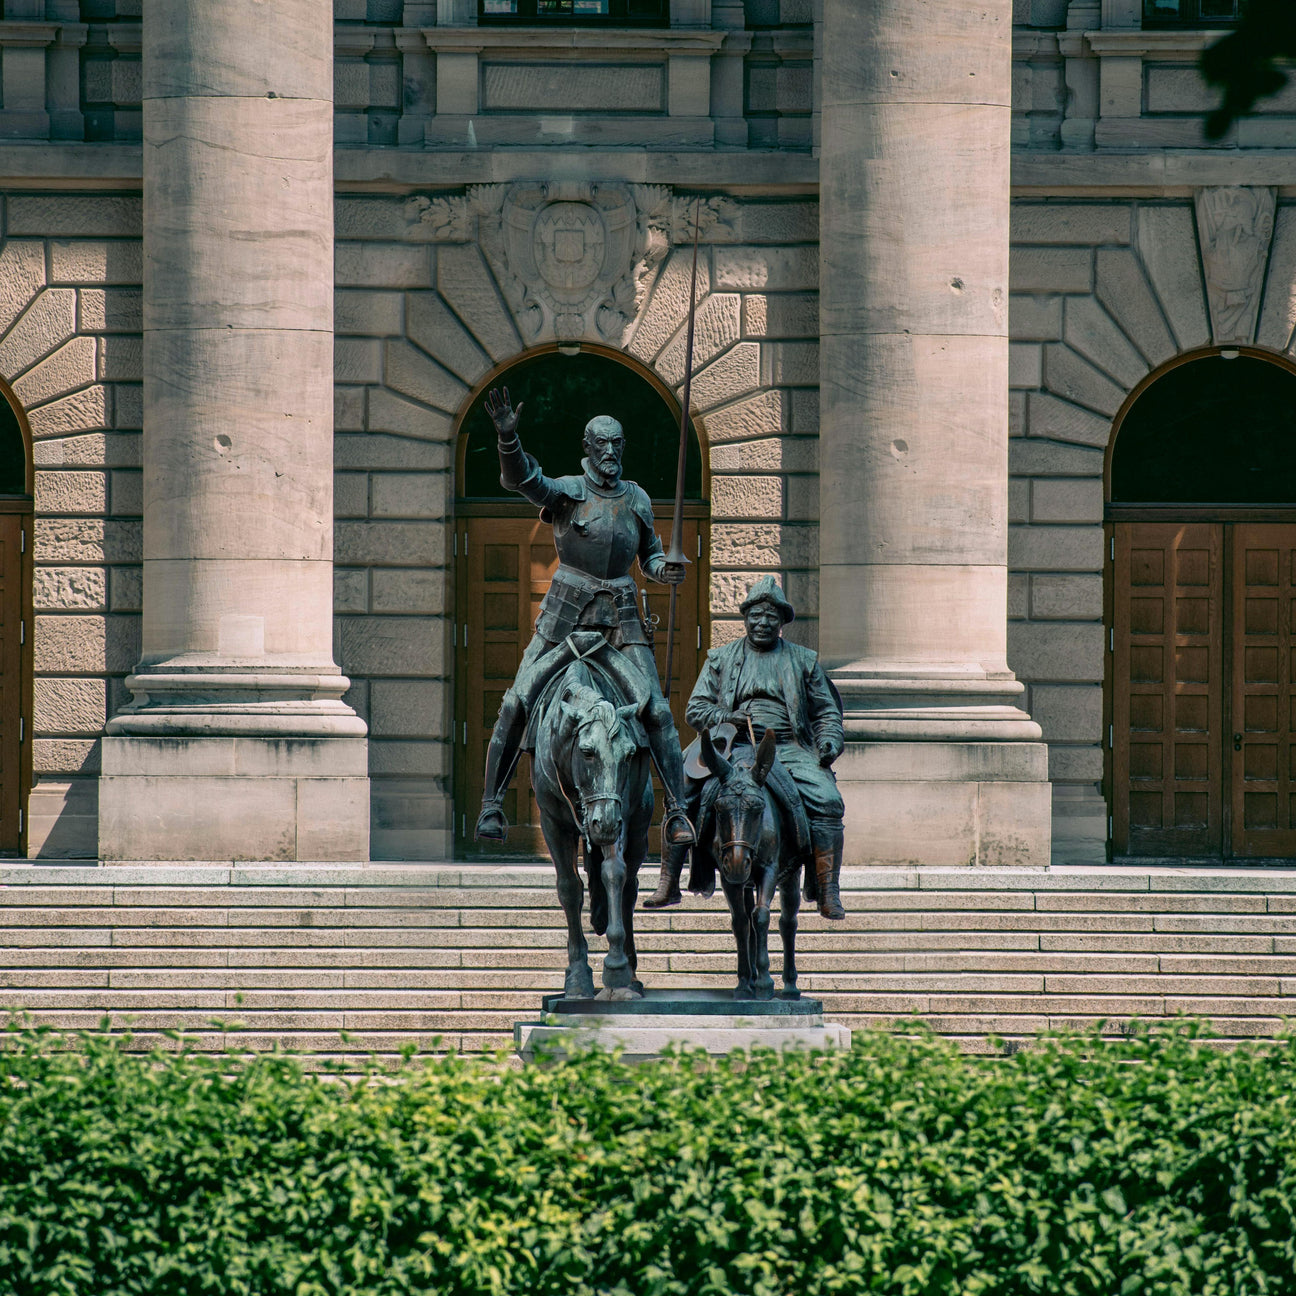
[
  {"x1": 662, "y1": 805, "x2": 696, "y2": 847},
  {"x1": 475, "y1": 801, "x2": 509, "y2": 842}
]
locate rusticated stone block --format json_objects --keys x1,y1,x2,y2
[
  {"x1": 688, "y1": 343, "x2": 760, "y2": 411},
  {"x1": 764, "y1": 339, "x2": 818, "y2": 386},
  {"x1": 1007, "y1": 622, "x2": 1104, "y2": 683},
  {"x1": 1047, "y1": 746, "x2": 1103, "y2": 781},
  {"x1": 1025, "y1": 392, "x2": 1109, "y2": 448},
  {"x1": 336, "y1": 244, "x2": 431, "y2": 290},
  {"x1": 366, "y1": 387, "x2": 452, "y2": 443},
  {"x1": 656, "y1": 294, "x2": 741, "y2": 386},
  {"x1": 34, "y1": 567, "x2": 106, "y2": 612},
  {"x1": 1030, "y1": 574, "x2": 1102, "y2": 620},
  {"x1": 334, "y1": 338, "x2": 382, "y2": 385},
  {"x1": 333, "y1": 472, "x2": 368, "y2": 519},
  {"x1": 1095, "y1": 248, "x2": 1176, "y2": 367},
  {"x1": 34, "y1": 433, "x2": 139, "y2": 470},
  {"x1": 108, "y1": 566, "x2": 141, "y2": 613},
  {"x1": 371, "y1": 569, "x2": 446, "y2": 615},
  {"x1": 32, "y1": 738, "x2": 100, "y2": 776},
  {"x1": 737, "y1": 200, "x2": 817, "y2": 244},
  {"x1": 1009, "y1": 439, "x2": 1103, "y2": 477},
  {"x1": 1008, "y1": 524, "x2": 1103, "y2": 574},
  {"x1": 1030, "y1": 478, "x2": 1102, "y2": 525},
  {"x1": 1009, "y1": 247, "x2": 1091, "y2": 294},
  {"x1": 35, "y1": 614, "x2": 139, "y2": 674},
  {"x1": 1010, "y1": 204, "x2": 1131, "y2": 246},
  {"x1": 0, "y1": 240, "x2": 45, "y2": 335},
  {"x1": 8, "y1": 196, "x2": 141, "y2": 238},
  {"x1": 383, "y1": 340, "x2": 468, "y2": 414},
  {"x1": 711, "y1": 521, "x2": 816, "y2": 567},
  {"x1": 712, "y1": 475, "x2": 783, "y2": 519},
  {"x1": 112, "y1": 385, "x2": 141, "y2": 431},
  {"x1": 0, "y1": 289, "x2": 75, "y2": 379},
  {"x1": 335, "y1": 520, "x2": 446, "y2": 567},
  {"x1": 713, "y1": 246, "x2": 817, "y2": 292},
  {"x1": 335, "y1": 386, "x2": 365, "y2": 432},
  {"x1": 368, "y1": 739, "x2": 451, "y2": 777},
  {"x1": 1009, "y1": 478, "x2": 1029, "y2": 524},
  {"x1": 337, "y1": 617, "x2": 448, "y2": 677},
  {"x1": 369, "y1": 680, "x2": 449, "y2": 737},
  {"x1": 1008, "y1": 294, "x2": 1061, "y2": 342},
  {"x1": 335, "y1": 196, "x2": 410, "y2": 242},
  {"x1": 710, "y1": 569, "x2": 766, "y2": 614},
  {"x1": 1043, "y1": 345, "x2": 1125, "y2": 417},
  {"x1": 336, "y1": 433, "x2": 450, "y2": 472},
  {"x1": 1135, "y1": 205, "x2": 1209, "y2": 351},
  {"x1": 627, "y1": 249, "x2": 713, "y2": 363},
  {"x1": 1062, "y1": 296, "x2": 1146, "y2": 390},
  {"x1": 371, "y1": 473, "x2": 448, "y2": 520},
  {"x1": 405, "y1": 293, "x2": 491, "y2": 385},
  {"x1": 35, "y1": 470, "x2": 108, "y2": 516},
  {"x1": 34, "y1": 677, "x2": 107, "y2": 736},
  {"x1": 29, "y1": 387, "x2": 108, "y2": 438},
  {"x1": 77, "y1": 287, "x2": 142, "y2": 333},
  {"x1": 436, "y1": 244, "x2": 522, "y2": 362},
  {"x1": 50, "y1": 241, "x2": 142, "y2": 286},
  {"x1": 333, "y1": 568, "x2": 368, "y2": 614},
  {"x1": 14, "y1": 337, "x2": 97, "y2": 407},
  {"x1": 1009, "y1": 343, "x2": 1042, "y2": 389},
  {"x1": 1030, "y1": 683, "x2": 1102, "y2": 742},
  {"x1": 36, "y1": 518, "x2": 141, "y2": 564},
  {"x1": 1008, "y1": 573, "x2": 1028, "y2": 619},
  {"x1": 96, "y1": 335, "x2": 142, "y2": 383},
  {"x1": 705, "y1": 388, "x2": 784, "y2": 442}
]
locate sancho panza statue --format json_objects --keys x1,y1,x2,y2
[
  {"x1": 474, "y1": 387, "x2": 696, "y2": 848},
  {"x1": 645, "y1": 575, "x2": 847, "y2": 918}
]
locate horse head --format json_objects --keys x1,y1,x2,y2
[
  {"x1": 558, "y1": 685, "x2": 641, "y2": 846},
  {"x1": 700, "y1": 727, "x2": 777, "y2": 886}
]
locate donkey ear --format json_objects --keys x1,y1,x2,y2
[
  {"x1": 751, "y1": 729, "x2": 778, "y2": 786},
  {"x1": 700, "y1": 728, "x2": 732, "y2": 781},
  {"x1": 615, "y1": 703, "x2": 639, "y2": 725},
  {"x1": 559, "y1": 700, "x2": 579, "y2": 725}
]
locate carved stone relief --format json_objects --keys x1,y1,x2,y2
[
  {"x1": 401, "y1": 182, "x2": 736, "y2": 345},
  {"x1": 1195, "y1": 186, "x2": 1276, "y2": 345}
]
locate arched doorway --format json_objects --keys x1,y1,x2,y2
[
  {"x1": 1106, "y1": 348, "x2": 1296, "y2": 860},
  {"x1": 451, "y1": 345, "x2": 709, "y2": 858},
  {"x1": 0, "y1": 378, "x2": 33, "y2": 856}
]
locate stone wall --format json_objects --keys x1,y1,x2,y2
[
  {"x1": 331, "y1": 191, "x2": 819, "y2": 857},
  {"x1": 0, "y1": 194, "x2": 143, "y2": 859},
  {"x1": 1007, "y1": 194, "x2": 1296, "y2": 851}
]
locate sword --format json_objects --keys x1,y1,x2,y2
[{"x1": 662, "y1": 198, "x2": 702, "y2": 700}]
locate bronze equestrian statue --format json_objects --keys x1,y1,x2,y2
[
  {"x1": 644, "y1": 575, "x2": 847, "y2": 920},
  {"x1": 474, "y1": 387, "x2": 696, "y2": 851}
]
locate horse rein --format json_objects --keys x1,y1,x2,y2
[{"x1": 558, "y1": 709, "x2": 625, "y2": 842}]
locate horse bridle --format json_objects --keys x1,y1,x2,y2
[{"x1": 560, "y1": 710, "x2": 624, "y2": 841}]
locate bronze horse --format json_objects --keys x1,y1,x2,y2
[
  {"x1": 532, "y1": 661, "x2": 653, "y2": 1000},
  {"x1": 698, "y1": 728, "x2": 803, "y2": 1000}
]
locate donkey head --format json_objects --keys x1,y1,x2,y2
[
  {"x1": 700, "y1": 727, "x2": 776, "y2": 886},
  {"x1": 559, "y1": 687, "x2": 641, "y2": 845}
]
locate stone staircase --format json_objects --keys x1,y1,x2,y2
[{"x1": 3, "y1": 862, "x2": 1296, "y2": 1060}]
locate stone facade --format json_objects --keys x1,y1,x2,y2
[{"x1": 0, "y1": 0, "x2": 1287, "y2": 873}]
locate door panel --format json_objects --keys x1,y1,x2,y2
[
  {"x1": 1230, "y1": 524, "x2": 1296, "y2": 858},
  {"x1": 1112, "y1": 522, "x2": 1224, "y2": 857},
  {"x1": 454, "y1": 507, "x2": 708, "y2": 858}
]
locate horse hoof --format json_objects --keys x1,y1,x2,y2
[
  {"x1": 564, "y1": 966, "x2": 596, "y2": 1000},
  {"x1": 733, "y1": 982, "x2": 755, "y2": 1001},
  {"x1": 595, "y1": 986, "x2": 642, "y2": 1002},
  {"x1": 631, "y1": 979, "x2": 645, "y2": 996},
  {"x1": 780, "y1": 986, "x2": 801, "y2": 1000},
  {"x1": 753, "y1": 982, "x2": 775, "y2": 1001}
]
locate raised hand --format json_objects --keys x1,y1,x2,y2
[{"x1": 484, "y1": 386, "x2": 523, "y2": 438}]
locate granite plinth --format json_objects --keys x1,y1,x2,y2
[{"x1": 516, "y1": 989, "x2": 851, "y2": 1061}]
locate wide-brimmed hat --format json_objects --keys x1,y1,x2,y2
[{"x1": 739, "y1": 574, "x2": 795, "y2": 623}]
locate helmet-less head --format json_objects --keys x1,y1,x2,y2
[{"x1": 583, "y1": 415, "x2": 625, "y2": 488}]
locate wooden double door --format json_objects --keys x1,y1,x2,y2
[
  {"x1": 452, "y1": 504, "x2": 709, "y2": 858},
  {"x1": 1111, "y1": 519, "x2": 1296, "y2": 860},
  {"x1": 0, "y1": 503, "x2": 30, "y2": 856}
]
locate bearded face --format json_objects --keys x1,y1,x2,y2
[{"x1": 583, "y1": 417, "x2": 625, "y2": 485}]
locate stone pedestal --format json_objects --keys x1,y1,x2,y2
[
  {"x1": 515, "y1": 990, "x2": 851, "y2": 1062},
  {"x1": 818, "y1": 0, "x2": 1050, "y2": 866},
  {"x1": 101, "y1": 2, "x2": 368, "y2": 861}
]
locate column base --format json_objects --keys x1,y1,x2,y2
[
  {"x1": 98, "y1": 736, "x2": 370, "y2": 863},
  {"x1": 837, "y1": 741, "x2": 1052, "y2": 868}
]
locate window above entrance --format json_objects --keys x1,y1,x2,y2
[
  {"x1": 479, "y1": 0, "x2": 667, "y2": 24},
  {"x1": 1142, "y1": 0, "x2": 1242, "y2": 26},
  {"x1": 1110, "y1": 354, "x2": 1296, "y2": 506},
  {"x1": 457, "y1": 349, "x2": 703, "y2": 502}
]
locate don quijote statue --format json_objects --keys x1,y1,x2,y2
[
  {"x1": 644, "y1": 574, "x2": 848, "y2": 923},
  {"x1": 474, "y1": 386, "x2": 697, "y2": 852}
]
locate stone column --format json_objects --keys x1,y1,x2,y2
[
  {"x1": 98, "y1": 1, "x2": 369, "y2": 862},
  {"x1": 818, "y1": 0, "x2": 1051, "y2": 866}
]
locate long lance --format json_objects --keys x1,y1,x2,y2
[{"x1": 662, "y1": 198, "x2": 702, "y2": 699}]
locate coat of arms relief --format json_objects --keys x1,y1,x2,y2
[{"x1": 405, "y1": 182, "x2": 736, "y2": 345}]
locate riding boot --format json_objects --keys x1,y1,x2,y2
[
  {"x1": 810, "y1": 821, "x2": 846, "y2": 920},
  {"x1": 475, "y1": 692, "x2": 525, "y2": 842},
  {"x1": 643, "y1": 837, "x2": 689, "y2": 909},
  {"x1": 646, "y1": 726, "x2": 696, "y2": 846}
]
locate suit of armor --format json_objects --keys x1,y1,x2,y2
[{"x1": 475, "y1": 405, "x2": 695, "y2": 847}]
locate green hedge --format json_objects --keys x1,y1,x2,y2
[{"x1": 2, "y1": 1020, "x2": 1295, "y2": 1295}]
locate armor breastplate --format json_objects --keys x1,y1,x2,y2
[{"x1": 551, "y1": 482, "x2": 642, "y2": 580}]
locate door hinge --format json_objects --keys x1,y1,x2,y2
[
  {"x1": 17, "y1": 717, "x2": 22, "y2": 742},
  {"x1": 453, "y1": 533, "x2": 457, "y2": 557},
  {"x1": 17, "y1": 809, "x2": 21, "y2": 833},
  {"x1": 1109, "y1": 627, "x2": 1114, "y2": 652},
  {"x1": 18, "y1": 621, "x2": 23, "y2": 645},
  {"x1": 697, "y1": 535, "x2": 702, "y2": 558},
  {"x1": 462, "y1": 721, "x2": 467, "y2": 745},
  {"x1": 1108, "y1": 815, "x2": 1114, "y2": 839},
  {"x1": 18, "y1": 529, "x2": 24, "y2": 553},
  {"x1": 1110, "y1": 536, "x2": 1115, "y2": 561},
  {"x1": 1109, "y1": 723, "x2": 1114, "y2": 748},
  {"x1": 462, "y1": 624, "x2": 468, "y2": 649},
  {"x1": 462, "y1": 813, "x2": 467, "y2": 837},
  {"x1": 696, "y1": 627, "x2": 701, "y2": 650}
]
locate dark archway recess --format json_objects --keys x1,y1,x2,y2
[
  {"x1": 458, "y1": 350, "x2": 703, "y2": 501},
  {"x1": 1111, "y1": 355, "x2": 1296, "y2": 505},
  {"x1": 0, "y1": 397, "x2": 25, "y2": 496}
]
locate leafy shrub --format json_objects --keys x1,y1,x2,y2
[{"x1": 1, "y1": 1019, "x2": 1295, "y2": 1295}]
